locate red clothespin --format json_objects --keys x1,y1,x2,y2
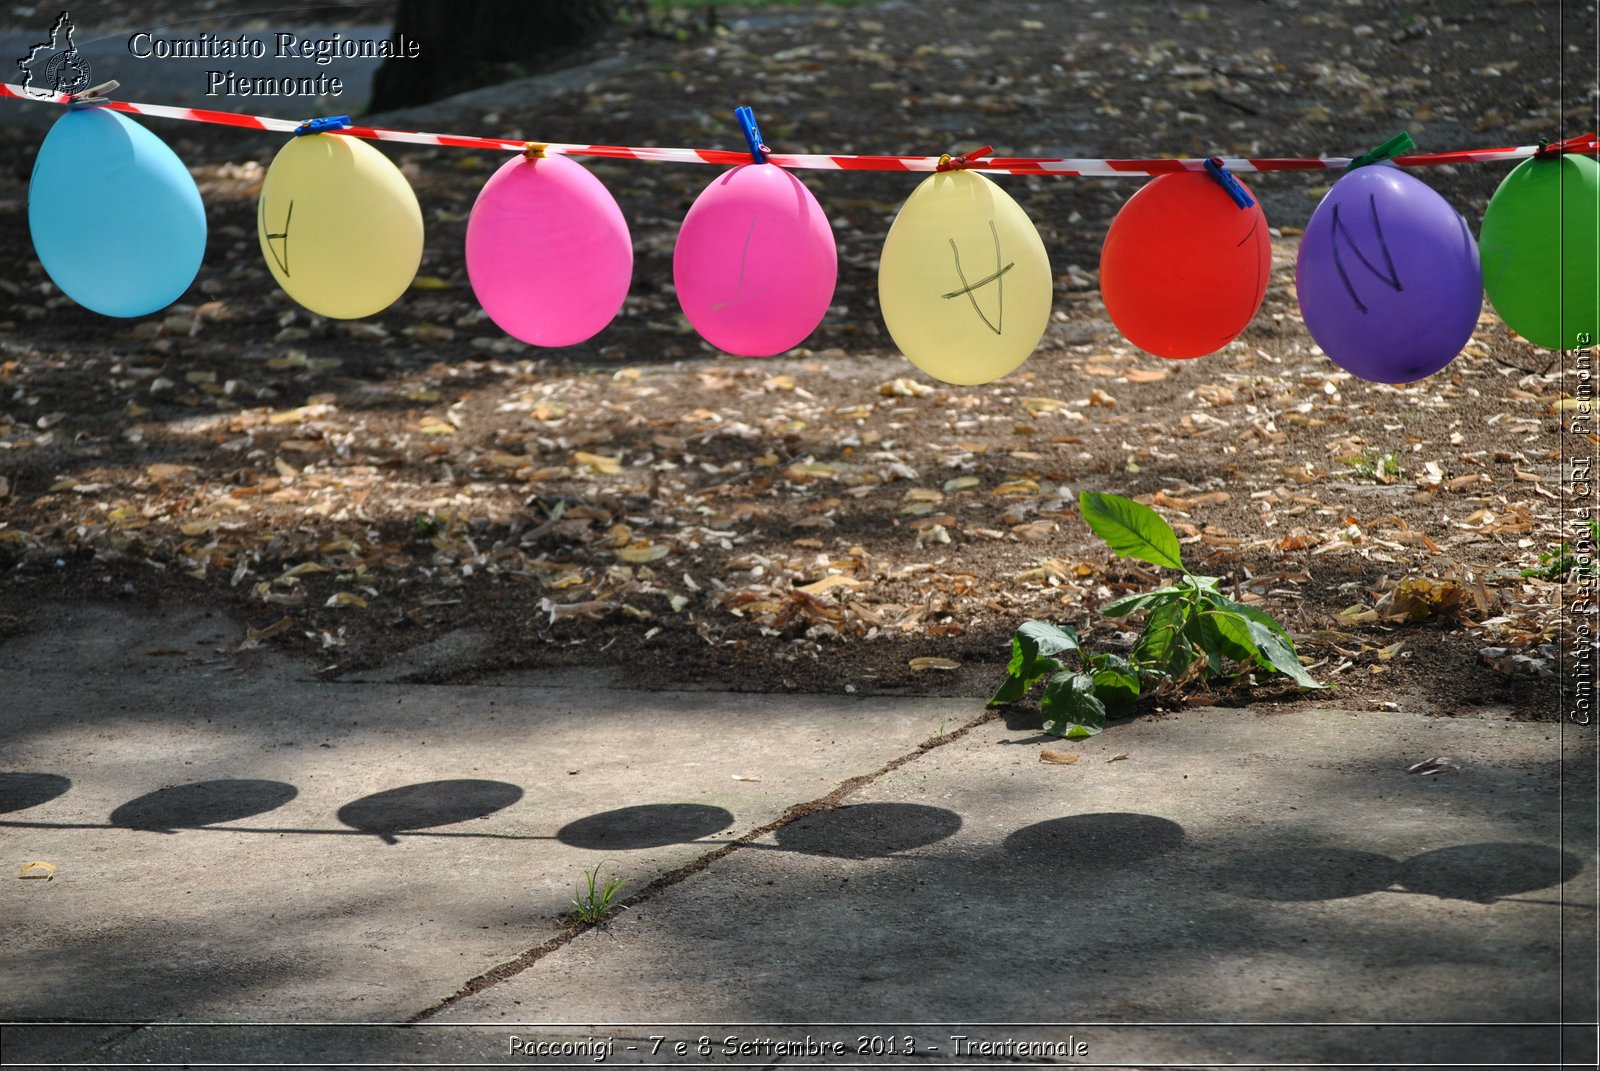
[
  {"x1": 1534, "y1": 133, "x2": 1599, "y2": 159},
  {"x1": 935, "y1": 145, "x2": 994, "y2": 172}
]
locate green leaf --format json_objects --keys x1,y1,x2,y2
[
  {"x1": 1195, "y1": 608, "x2": 1260, "y2": 669},
  {"x1": 1203, "y1": 591, "x2": 1294, "y2": 649},
  {"x1": 1039, "y1": 671, "x2": 1108, "y2": 738},
  {"x1": 1132, "y1": 599, "x2": 1200, "y2": 678},
  {"x1": 1090, "y1": 660, "x2": 1141, "y2": 716},
  {"x1": 988, "y1": 652, "x2": 1061, "y2": 707},
  {"x1": 1079, "y1": 491, "x2": 1185, "y2": 571},
  {"x1": 1102, "y1": 585, "x2": 1184, "y2": 618},
  {"x1": 1245, "y1": 620, "x2": 1325, "y2": 690},
  {"x1": 988, "y1": 620, "x2": 1078, "y2": 707},
  {"x1": 1018, "y1": 621, "x2": 1080, "y2": 659}
]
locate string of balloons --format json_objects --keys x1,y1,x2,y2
[{"x1": 11, "y1": 83, "x2": 1598, "y2": 387}]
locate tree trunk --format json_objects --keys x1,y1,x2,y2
[{"x1": 370, "y1": 0, "x2": 616, "y2": 113}]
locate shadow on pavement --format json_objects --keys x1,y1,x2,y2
[
  {"x1": 0, "y1": 770, "x2": 72, "y2": 812},
  {"x1": 336, "y1": 779, "x2": 524, "y2": 844},
  {"x1": 110, "y1": 778, "x2": 299, "y2": 833},
  {"x1": 773, "y1": 802, "x2": 963, "y2": 859},
  {"x1": 556, "y1": 803, "x2": 735, "y2": 851}
]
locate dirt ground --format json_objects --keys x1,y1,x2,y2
[{"x1": 0, "y1": 0, "x2": 1592, "y2": 718}]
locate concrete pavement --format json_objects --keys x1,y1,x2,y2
[{"x1": 1, "y1": 602, "x2": 1595, "y2": 1067}]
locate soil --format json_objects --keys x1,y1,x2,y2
[{"x1": 0, "y1": 0, "x2": 1591, "y2": 720}]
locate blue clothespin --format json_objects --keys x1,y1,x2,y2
[
  {"x1": 295, "y1": 115, "x2": 351, "y2": 136},
  {"x1": 734, "y1": 105, "x2": 769, "y2": 164},
  {"x1": 1203, "y1": 157, "x2": 1255, "y2": 210}
]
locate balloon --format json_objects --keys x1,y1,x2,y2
[
  {"x1": 256, "y1": 133, "x2": 423, "y2": 319},
  {"x1": 1480, "y1": 153, "x2": 1599, "y2": 350},
  {"x1": 466, "y1": 153, "x2": 632, "y2": 347},
  {"x1": 1295, "y1": 164, "x2": 1481, "y2": 383},
  {"x1": 1100, "y1": 172, "x2": 1270, "y2": 359},
  {"x1": 673, "y1": 163, "x2": 836, "y2": 356},
  {"x1": 28, "y1": 108, "x2": 205, "y2": 317},
  {"x1": 878, "y1": 170, "x2": 1052, "y2": 385}
]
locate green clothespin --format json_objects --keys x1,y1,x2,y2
[{"x1": 1348, "y1": 131, "x2": 1415, "y2": 170}]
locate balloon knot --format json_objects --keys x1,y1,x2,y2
[{"x1": 936, "y1": 145, "x2": 994, "y2": 172}]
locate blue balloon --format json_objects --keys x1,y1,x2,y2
[{"x1": 28, "y1": 108, "x2": 206, "y2": 317}]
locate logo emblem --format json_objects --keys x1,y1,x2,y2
[{"x1": 17, "y1": 11, "x2": 91, "y2": 98}]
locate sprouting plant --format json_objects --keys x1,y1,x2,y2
[
  {"x1": 1522, "y1": 521, "x2": 1600, "y2": 580},
  {"x1": 571, "y1": 863, "x2": 626, "y2": 925},
  {"x1": 989, "y1": 491, "x2": 1322, "y2": 739},
  {"x1": 1344, "y1": 449, "x2": 1403, "y2": 483}
]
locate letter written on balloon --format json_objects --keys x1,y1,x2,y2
[
  {"x1": 673, "y1": 164, "x2": 836, "y2": 357},
  {"x1": 29, "y1": 108, "x2": 206, "y2": 317},
  {"x1": 878, "y1": 170, "x2": 1052, "y2": 385},
  {"x1": 256, "y1": 133, "x2": 423, "y2": 320},
  {"x1": 1480, "y1": 154, "x2": 1599, "y2": 350},
  {"x1": 1100, "y1": 171, "x2": 1270, "y2": 360},
  {"x1": 466, "y1": 153, "x2": 633, "y2": 348},
  {"x1": 1295, "y1": 164, "x2": 1481, "y2": 384}
]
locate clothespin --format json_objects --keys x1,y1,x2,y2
[
  {"x1": 523, "y1": 141, "x2": 548, "y2": 160},
  {"x1": 935, "y1": 145, "x2": 994, "y2": 172},
  {"x1": 67, "y1": 79, "x2": 118, "y2": 106},
  {"x1": 1347, "y1": 131, "x2": 1415, "y2": 170},
  {"x1": 1534, "y1": 133, "x2": 1600, "y2": 159},
  {"x1": 294, "y1": 115, "x2": 351, "y2": 136},
  {"x1": 734, "y1": 105, "x2": 768, "y2": 164},
  {"x1": 1203, "y1": 156, "x2": 1255, "y2": 209}
]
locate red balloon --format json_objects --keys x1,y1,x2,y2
[{"x1": 1099, "y1": 171, "x2": 1271, "y2": 359}]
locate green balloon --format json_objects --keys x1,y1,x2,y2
[{"x1": 1480, "y1": 153, "x2": 1599, "y2": 350}]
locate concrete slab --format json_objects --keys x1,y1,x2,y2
[
  {"x1": 4, "y1": 605, "x2": 1594, "y2": 1066},
  {"x1": 0, "y1": 604, "x2": 969, "y2": 1027},
  {"x1": 431, "y1": 707, "x2": 1597, "y2": 1067}
]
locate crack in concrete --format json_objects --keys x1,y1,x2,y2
[{"x1": 407, "y1": 707, "x2": 1001, "y2": 1023}]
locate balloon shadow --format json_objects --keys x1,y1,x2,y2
[
  {"x1": 110, "y1": 779, "x2": 298, "y2": 833},
  {"x1": 337, "y1": 779, "x2": 523, "y2": 844},
  {"x1": 1208, "y1": 846, "x2": 1401, "y2": 902},
  {"x1": 557, "y1": 803, "x2": 736, "y2": 851},
  {"x1": 1002, "y1": 812, "x2": 1187, "y2": 869},
  {"x1": 774, "y1": 802, "x2": 962, "y2": 860},
  {"x1": 0, "y1": 772, "x2": 72, "y2": 814},
  {"x1": 1398, "y1": 842, "x2": 1585, "y2": 904}
]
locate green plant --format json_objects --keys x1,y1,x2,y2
[
  {"x1": 989, "y1": 492, "x2": 1323, "y2": 738},
  {"x1": 571, "y1": 863, "x2": 627, "y2": 925},
  {"x1": 1522, "y1": 520, "x2": 1600, "y2": 580},
  {"x1": 1344, "y1": 448, "x2": 1402, "y2": 483}
]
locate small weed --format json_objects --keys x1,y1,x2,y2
[
  {"x1": 1344, "y1": 449, "x2": 1403, "y2": 484},
  {"x1": 990, "y1": 492, "x2": 1321, "y2": 739},
  {"x1": 571, "y1": 863, "x2": 626, "y2": 925},
  {"x1": 1522, "y1": 520, "x2": 1600, "y2": 580}
]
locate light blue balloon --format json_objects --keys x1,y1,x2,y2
[{"x1": 28, "y1": 108, "x2": 206, "y2": 317}]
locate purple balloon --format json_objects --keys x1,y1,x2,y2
[{"x1": 1295, "y1": 164, "x2": 1481, "y2": 383}]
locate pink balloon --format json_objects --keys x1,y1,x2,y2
[
  {"x1": 674, "y1": 164, "x2": 837, "y2": 356},
  {"x1": 466, "y1": 153, "x2": 632, "y2": 347}
]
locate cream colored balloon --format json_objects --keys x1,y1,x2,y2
[
  {"x1": 878, "y1": 170, "x2": 1052, "y2": 385},
  {"x1": 256, "y1": 133, "x2": 424, "y2": 319}
]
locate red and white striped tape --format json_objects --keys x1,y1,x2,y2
[{"x1": 4, "y1": 81, "x2": 1593, "y2": 175}]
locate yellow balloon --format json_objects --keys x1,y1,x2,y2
[
  {"x1": 256, "y1": 133, "x2": 423, "y2": 319},
  {"x1": 878, "y1": 170, "x2": 1052, "y2": 385}
]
